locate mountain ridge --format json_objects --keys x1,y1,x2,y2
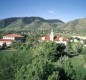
[
  {"x1": 0, "y1": 17, "x2": 64, "y2": 31},
  {"x1": 0, "y1": 17, "x2": 86, "y2": 34}
]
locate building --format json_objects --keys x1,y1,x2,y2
[
  {"x1": 3, "y1": 33, "x2": 24, "y2": 41},
  {"x1": 0, "y1": 33, "x2": 24, "y2": 47},
  {"x1": 39, "y1": 30, "x2": 68, "y2": 45},
  {"x1": 0, "y1": 39, "x2": 14, "y2": 47}
]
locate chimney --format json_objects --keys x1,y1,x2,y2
[{"x1": 50, "y1": 30, "x2": 54, "y2": 41}]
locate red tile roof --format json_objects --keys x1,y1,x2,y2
[
  {"x1": 63, "y1": 38, "x2": 68, "y2": 41},
  {"x1": 54, "y1": 36, "x2": 60, "y2": 41},
  {"x1": 45, "y1": 35, "x2": 50, "y2": 41},
  {"x1": 39, "y1": 37, "x2": 42, "y2": 40},
  {"x1": 39, "y1": 36, "x2": 68, "y2": 42},
  {"x1": 0, "y1": 39, "x2": 14, "y2": 42},
  {"x1": 4, "y1": 34, "x2": 24, "y2": 37},
  {"x1": 39, "y1": 35, "x2": 50, "y2": 41}
]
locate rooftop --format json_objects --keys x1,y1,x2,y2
[
  {"x1": 0, "y1": 39, "x2": 14, "y2": 42},
  {"x1": 4, "y1": 33, "x2": 24, "y2": 37}
]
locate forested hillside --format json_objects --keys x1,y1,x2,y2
[
  {"x1": 59, "y1": 18, "x2": 86, "y2": 34},
  {"x1": 0, "y1": 17, "x2": 86, "y2": 34},
  {"x1": 0, "y1": 17, "x2": 64, "y2": 31}
]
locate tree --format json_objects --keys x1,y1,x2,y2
[
  {"x1": 66, "y1": 42, "x2": 83, "y2": 56},
  {"x1": 82, "y1": 46, "x2": 86, "y2": 55},
  {"x1": 56, "y1": 43, "x2": 66, "y2": 58},
  {"x1": 2, "y1": 42, "x2": 7, "y2": 49},
  {"x1": 11, "y1": 41, "x2": 22, "y2": 49},
  {"x1": 15, "y1": 41, "x2": 62, "y2": 80},
  {"x1": 62, "y1": 57, "x2": 86, "y2": 80},
  {"x1": 48, "y1": 71, "x2": 59, "y2": 80}
]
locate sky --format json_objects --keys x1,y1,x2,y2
[{"x1": 0, "y1": 0, "x2": 86, "y2": 22}]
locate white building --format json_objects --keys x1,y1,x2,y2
[
  {"x1": 3, "y1": 33, "x2": 24, "y2": 41},
  {"x1": 0, "y1": 33, "x2": 24, "y2": 47},
  {"x1": 39, "y1": 30, "x2": 68, "y2": 45},
  {"x1": 0, "y1": 39, "x2": 13, "y2": 47}
]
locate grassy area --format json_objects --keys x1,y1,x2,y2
[
  {"x1": 0, "y1": 50, "x2": 15, "y2": 69},
  {"x1": 71, "y1": 56, "x2": 84, "y2": 67},
  {"x1": 0, "y1": 50, "x2": 14, "y2": 57}
]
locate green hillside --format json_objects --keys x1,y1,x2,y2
[
  {"x1": 60, "y1": 18, "x2": 86, "y2": 34},
  {"x1": 1, "y1": 17, "x2": 86, "y2": 34},
  {"x1": 0, "y1": 17, "x2": 64, "y2": 31}
]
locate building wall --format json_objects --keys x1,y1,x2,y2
[
  {"x1": 50, "y1": 30, "x2": 54, "y2": 41},
  {"x1": 3, "y1": 36, "x2": 15, "y2": 40},
  {"x1": 0, "y1": 41, "x2": 12, "y2": 47},
  {"x1": 41, "y1": 37, "x2": 45, "y2": 40},
  {"x1": 55, "y1": 41, "x2": 67, "y2": 45},
  {"x1": 3, "y1": 36, "x2": 24, "y2": 42}
]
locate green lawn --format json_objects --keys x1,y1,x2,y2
[
  {"x1": 0, "y1": 50, "x2": 14, "y2": 58},
  {"x1": 0, "y1": 50, "x2": 15, "y2": 70}
]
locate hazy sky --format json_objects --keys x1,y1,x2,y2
[{"x1": 0, "y1": 0, "x2": 86, "y2": 22}]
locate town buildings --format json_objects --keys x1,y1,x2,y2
[
  {"x1": 0, "y1": 33, "x2": 24, "y2": 47},
  {"x1": 39, "y1": 30, "x2": 68, "y2": 45}
]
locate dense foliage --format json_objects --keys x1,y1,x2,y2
[{"x1": 0, "y1": 33, "x2": 86, "y2": 80}]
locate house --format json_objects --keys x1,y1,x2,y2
[
  {"x1": 0, "y1": 39, "x2": 14, "y2": 47},
  {"x1": 3, "y1": 33, "x2": 24, "y2": 41},
  {"x1": 0, "y1": 33, "x2": 24, "y2": 47},
  {"x1": 39, "y1": 30, "x2": 68, "y2": 45}
]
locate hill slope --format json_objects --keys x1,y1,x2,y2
[
  {"x1": 0, "y1": 17, "x2": 64, "y2": 31},
  {"x1": 1, "y1": 17, "x2": 86, "y2": 34},
  {"x1": 59, "y1": 18, "x2": 86, "y2": 34}
]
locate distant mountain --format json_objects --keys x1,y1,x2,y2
[
  {"x1": 59, "y1": 18, "x2": 86, "y2": 33},
  {"x1": 1, "y1": 17, "x2": 86, "y2": 34},
  {"x1": 46, "y1": 19, "x2": 64, "y2": 23},
  {"x1": 47, "y1": 19, "x2": 64, "y2": 29},
  {"x1": 0, "y1": 17, "x2": 19, "y2": 28},
  {"x1": 0, "y1": 17, "x2": 64, "y2": 31}
]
